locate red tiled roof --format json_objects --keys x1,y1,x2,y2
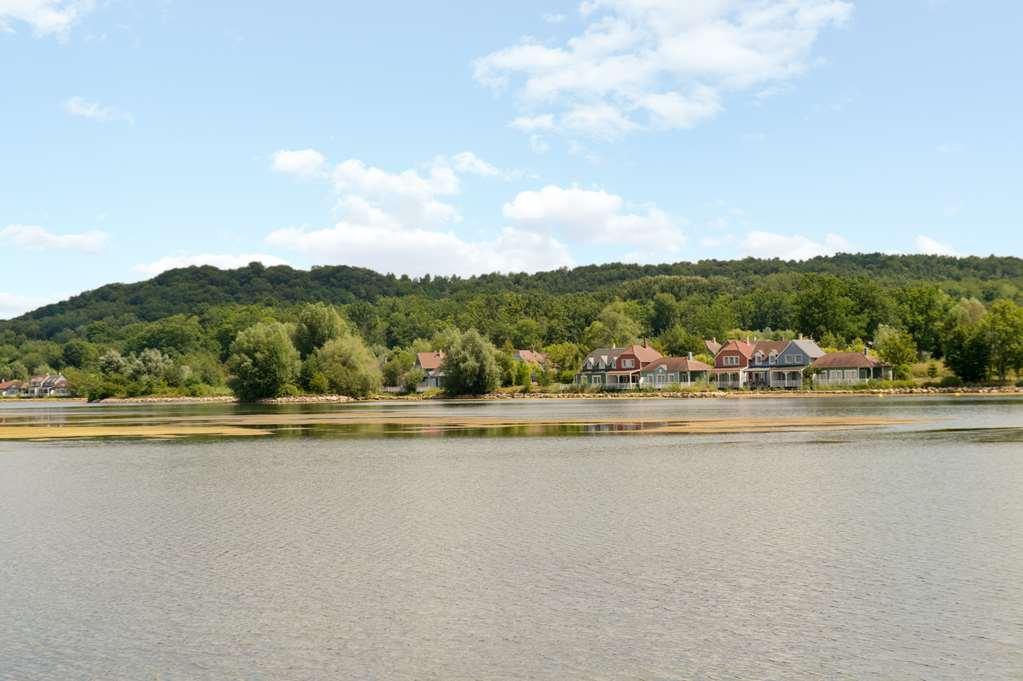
[
  {"x1": 752, "y1": 340, "x2": 788, "y2": 356},
  {"x1": 642, "y1": 357, "x2": 712, "y2": 373},
  {"x1": 704, "y1": 339, "x2": 722, "y2": 355},
  {"x1": 515, "y1": 350, "x2": 548, "y2": 365},
  {"x1": 416, "y1": 351, "x2": 445, "y2": 371},
  {"x1": 811, "y1": 352, "x2": 885, "y2": 369},
  {"x1": 623, "y1": 344, "x2": 663, "y2": 363},
  {"x1": 0, "y1": 380, "x2": 22, "y2": 390},
  {"x1": 718, "y1": 340, "x2": 754, "y2": 358}
]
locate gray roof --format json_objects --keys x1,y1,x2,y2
[{"x1": 787, "y1": 338, "x2": 825, "y2": 359}]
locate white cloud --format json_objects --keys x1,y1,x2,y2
[
  {"x1": 739, "y1": 230, "x2": 849, "y2": 260},
  {"x1": 451, "y1": 151, "x2": 500, "y2": 177},
  {"x1": 542, "y1": 12, "x2": 566, "y2": 24},
  {"x1": 0, "y1": 0, "x2": 94, "y2": 38},
  {"x1": 475, "y1": 0, "x2": 852, "y2": 138},
  {"x1": 63, "y1": 96, "x2": 133, "y2": 124},
  {"x1": 0, "y1": 291, "x2": 61, "y2": 320},
  {"x1": 511, "y1": 114, "x2": 557, "y2": 132},
  {"x1": 266, "y1": 222, "x2": 574, "y2": 277},
  {"x1": 0, "y1": 224, "x2": 108, "y2": 253},
  {"x1": 270, "y1": 148, "x2": 327, "y2": 178},
  {"x1": 914, "y1": 234, "x2": 957, "y2": 256},
  {"x1": 503, "y1": 184, "x2": 686, "y2": 250},
  {"x1": 132, "y1": 253, "x2": 290, "y2": 276},
  {"x1": 265, "y1": 149, "x2": 569, "y2": 276}
]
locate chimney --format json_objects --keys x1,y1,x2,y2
[
  {"x1": 642, "y1": 338, "x2": 648, "y2": 348},
  {"x1": 688, "y1": 352, "x2": 694, "y2": 361},
  {"x1": 863, "y1": 347, "x2": 869, "y2": 356}
]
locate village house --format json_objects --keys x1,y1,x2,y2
[
  {"x1": 638, "y1": 354, "x2": 712, "y2": 388},
  {"x1": 12, "y1": 374, "x2": 73, "y2": 398},
  {"x1": 414, "y1": 351, "x2": 446, "y2": 391},
  {"x1": 512, "y1": 349, "x2": 550, "y2": 383},
  {"x1": 709, "y1": 340, "x2": 754, "y2": 388},
  {"x1": 810, "y1": 352, "x2": 894, "y2": 386},
  {"x1": 575, "y1": 343, "x2": 662, "y2": 388},
  {"x1": 0, "y1": 379, "x2": 23, "y2": 398},
  {"x1": 746, "y1": 338, "x2": 825, "y2": 389}
]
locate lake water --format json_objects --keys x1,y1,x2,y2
[{"x1": 2, "y1": 397, "x2": 1022, "y2": 680}]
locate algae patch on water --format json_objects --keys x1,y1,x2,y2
[{"x1": 0, "y1": 411, "x2": 914, "y2": 442}]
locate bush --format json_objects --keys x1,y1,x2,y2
[
  {"x1": 227, "y1": 322, "x2": 301, "y2": 401},
  {"x1": 306, "y1": 335, "x2": 382, "y2": 398},
  {"x1": 940, "y1": 375, "x2": 963, "y2": 387},
  {"x1": 442, "y1": 329, "x2": 501, "y2": 396}
]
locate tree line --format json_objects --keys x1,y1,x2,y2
[{"x1": 1, "y1": 257, "x2": 1023, "y2": 400}]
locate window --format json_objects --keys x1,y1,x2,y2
[
  {"x1": 785, "y1": 354, "x2": 798, "y2": 364},
  {"x1": 621, "y1": 358, "x2": 635, "y2": 369},
  {"x1": 723, "y1": 355, "x2": 739, "y2": 366}
]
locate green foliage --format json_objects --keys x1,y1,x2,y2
[
  {"x1": 442, "y1": 329, "x2": 501, "y2": 396},
  {"x1": 227, "y1": 321, "x2": 301, "y2": 401},
  {"x1": 292, "y1": 303, "x2": 348, "y2": 358},
  {"x1": 943, "y1": 319, "x2": 990, "y2": 383},
  {"x1": 874, "y1": 325, "x2": 918, "y2": 378},
  {"x1": 304, "y1": 335, "x2": 382, "y2": 397},
  {"x1": 984, "y1": 300, "x2": 1023, "y2": 381},
  {"x1": 583, "y1": 301, "x2": 642, "y2": 347},
  {"x1": 402, "y1": 367, "x2": 426, "y2": 393}
]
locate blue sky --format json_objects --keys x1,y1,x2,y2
[{"x1": 2, "y1": 0, "x2": 1021, "y2": 318}]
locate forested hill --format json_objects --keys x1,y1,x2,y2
[{"x1": 4, "y1": 254, "x2": 1023, "y2": 341}]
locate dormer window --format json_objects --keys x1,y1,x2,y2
[
  {"x1": 621, "y1": 358, "x2": 635, "y2": 369},
  {"x1": 723, "y1": 355, "x2": 739, "y2": 366}
]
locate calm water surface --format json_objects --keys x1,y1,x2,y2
[{"x1": 1, "y1": 397, "x2": 1021, "y2": 680}]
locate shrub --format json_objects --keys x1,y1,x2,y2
[
  {"x1": 442, "y1": 329, "x2": 501, "y2": 396},
  {"x1": 306, "y1": 335, "x2": 382, "y2": 398},
  {"x1": 227, "y1": 322, "x2": 301, "y2": 401}
]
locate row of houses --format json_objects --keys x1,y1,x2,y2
[
  {"x1": 0, "y1": 374, "x2": 73, "y2": 398},
  {"x1": 575, "y1": 338, "x2": 893, "y2": 389}
]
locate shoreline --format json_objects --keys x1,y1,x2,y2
[{"x1": 3, "y1": 385, "x2": 1020, "y2": 406}]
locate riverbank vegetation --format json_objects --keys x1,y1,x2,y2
[{"x1": 1, "y1": 255, "x2": 1022, "y2": 400}]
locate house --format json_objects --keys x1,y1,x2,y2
[
  {"x1": 639, "y1": 354, "x2": 712, "y2": 388},
  {"x1": 20, "y1": 374, "x2": 72, "y2": 398},
  {"x1": 745, "y1": 340, "x2": 789, "y2": 388},
  {"x1": 0, "y1": 380, "x2": 22, "y2": 397},
  {"x1": 810, "y1": 351, "x2": 894, "y2": 387},
  {"x1": 709, "y1": 340, "x2": 754, "y2": 388},
  {"x1": 512, "y1": 349, "x2": 548, "y2": 366},
  {"x1": 414, "y1": 351, "x2": 446, "y2": 390},
  {"x1": 575, "y1": 343, "x2": 663, "y2": 388},
  {"x1": 747, "y1": 338, "x2": 825, "y2": 389}
]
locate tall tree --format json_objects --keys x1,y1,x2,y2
[
  {"x1": 984, "y1": 300, "x2": 1023, "y2": 381},
  {"x1": 293, "y1": 303, "x2": 348, "y2": 358},
  {"x1": 442, "y1": 329, "x2": 501, "y2": 396},
  {"x1": 227, "y1": 322, "x2": 301, "y2": 401}
]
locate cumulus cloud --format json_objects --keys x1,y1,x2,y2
[
  {"x1": 63, "y1": 96, "x2": 133, "y2": 124},
  {"x1": 270, "y1": 148, "x2": 327, "y2": 178},
  {"x1": 503, "y1": 184, "x2": 686, "y2": 250},
  {"x1": 0, "y1": 291, "x2": 60, "y2": 320},
  {"x1": 739, "y1": 230, "x2": 849, "y2": 260},
  {"x1": 0, "y1": 0, "x2": 94, "y2": 38},
  {"x1": 265, "y1": 149, "x2": 572, "y2": 275},
  {"x1": 266, "y1": 221, "x2": 574, "y2": 277},
  {"x1": 1, "y1": 224, "x2": 108, "y2": 253},
  {"x1": 914, "y1": 234, "x2": 957, "y2": 256},
  {"x1": 475, "y1": 0, "x2": 852, "y2": 138},
  {"x1": 132, "y1": 253, "x2": 290, "y2": 276}
]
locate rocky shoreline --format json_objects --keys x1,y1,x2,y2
[{"x1": 72, "y1": 385, "x2": 1023, "y2": 405}]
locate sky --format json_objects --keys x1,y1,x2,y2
[{"x1": 2, "y1": 0, "x2": 1021, "y2": 319}]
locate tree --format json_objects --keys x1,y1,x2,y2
[
  {"x1": 943, "y1": 320, "x2": 990, "y2": 383},
  {"x1": 293, "y1": 303, "x2": 348, "y2": 358},
  {"x1": 442, "y1": 328, "x2": 501, "y2": 395},
  {"x1": 381, "y1": 348, "x2": 414, "y2": 387},
  {"x1": 650, "y1": 293, "x2": 680, "y2": 335},
  {"x1": 899, "y1": 285, "x2": 952, "y2": 357},
  {"x1": 62, "y1": 339, "x2": 96, "y2": 369},
  {"x1": 583, "y1": 302, "x2": 641, "y2": 348},
  {"x1": 984, "y1": 300, "x2": 1023, "y2": 381},
  {"x1": 657, "y1": 324, "x2": 701, "y2": 357},
  {"x1": 874, "y1": 325, "x2": 917, "y2": 378},
  {"x1": 796, "y1": 275, "x2": 859, "y2": 342},
  {"x1": 510, "y1": 318, "x2": 544, "y2": 350},
  {"x1": 306, "y1": 335, "x2": 381, "y2": 397},
  {"x1": 401, "y1": 367, "x2": 425, "y2": 393},
  {"x1": 227, "y1": 322, "x2": 301, "y2": 400}
]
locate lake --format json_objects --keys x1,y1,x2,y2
[{"x1": 1, "y1": 396, "x2": 1021, "y2": 680}]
